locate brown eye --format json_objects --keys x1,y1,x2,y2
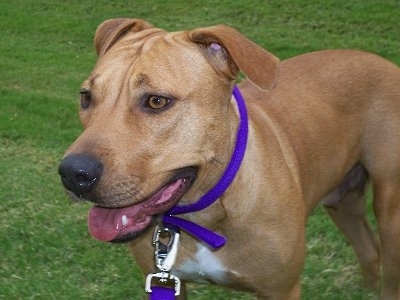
[
  {"x1": 80, "y1": 89, "x2": 91, "y2": 109},
  {"x1": 146, "y1": 95, "x2": 170, "y2": 110}
]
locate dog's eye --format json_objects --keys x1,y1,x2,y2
[
  {"x1": 80, "y1": 89, "x2": 92, "y2": 109},
  {"x1": 146, "y1": 95, "x2": 171, "y2": 110}
]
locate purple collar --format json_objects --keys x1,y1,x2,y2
[{"x1": 162, "y1": 85, "x2": 248, "y2": 249}]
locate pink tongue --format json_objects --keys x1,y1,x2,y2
[
  {"x1": 87, "y1": 179, "x2": 184, "y2": 242},
  {"x1": 88, "y1": 205, "x2": 140, "y2": 242}
]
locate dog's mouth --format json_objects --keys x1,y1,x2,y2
[{"x1": 87, "y1": 167, "x2": 197, "y2": 243}]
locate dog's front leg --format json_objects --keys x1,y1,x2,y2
[{"x1": 256, "y1": 280, "x2": 301, "y2": 300}]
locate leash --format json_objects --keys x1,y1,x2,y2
[{"x1": 146, "y1": 85, "x2": 248, "y2": 299}]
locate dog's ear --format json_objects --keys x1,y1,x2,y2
[
  {"x1": 188, "y1": 25, "x2": 279, "y2": 90},
  {"x1": 94, "y1": 18, "x2": 154, "y2": 56}
]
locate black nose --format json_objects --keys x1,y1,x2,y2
[{"x1": 58, "y1": 153, "x2": 103, "y2": 197}]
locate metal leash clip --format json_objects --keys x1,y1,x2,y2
[
  {"x1": 145, "y1": 224, "x2": 181, "y2": 296},
  {"x1": 145, "y1": 272, "x2": 181, "y2": 296},
  {"x1": 153, "y1": 224, "x2": 180, "y2": 272}
]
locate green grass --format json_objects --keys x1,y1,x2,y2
[{"x1": 1, "y1": 0, "x2": 399, "y2": 299}]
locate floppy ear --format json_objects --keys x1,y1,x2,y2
[
  {"x1": 94, "y1": 18, "x2": 154, "y2": 56},
  {"x1": 188, "y1": 25, "x2": 279, "y2": 90}
]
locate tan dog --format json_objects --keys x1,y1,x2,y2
[{"x1": 58, "y1": 18, "x2": 400, "y2": 299}]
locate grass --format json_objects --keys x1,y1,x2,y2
[{"x1": 1, "y1": 0, "x2": 399, "y2": 299}]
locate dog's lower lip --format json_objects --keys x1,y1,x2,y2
[{"x1": 110, "y1": 222, "x2": 152, "y2": 243}]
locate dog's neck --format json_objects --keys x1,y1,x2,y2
[{"x1": 161, "y1": 85, "x2": 249, "y2": 249}]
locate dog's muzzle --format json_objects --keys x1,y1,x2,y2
[{"x1": 58, "y1": 153, "x2": 198, "y2": 243}]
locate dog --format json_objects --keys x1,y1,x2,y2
[{"x1": 58, "y1": 18, "x2": 400, "y2": 299}]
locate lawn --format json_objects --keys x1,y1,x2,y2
[{"x1": 1, "y1": 0, "x2": 399, "y2": 299}]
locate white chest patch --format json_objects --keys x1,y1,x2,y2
[{"x1": 173, "y1": 243, "x2": 231, "y2": 284}]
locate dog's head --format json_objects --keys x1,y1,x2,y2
[{"x1": 58, "y1": 18, "x2": 278, "y2": 243}]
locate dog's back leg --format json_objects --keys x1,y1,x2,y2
[
  {"x1": 361, "y1": 68, "x2": 400, "y2": 299},
  {"x1": 322, "y1": 165, "x2": 380, "y2": 290},
  {"x1": 371, "y1": 177, "x2": 400, "y2": 299}
]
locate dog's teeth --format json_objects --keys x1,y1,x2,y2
[{"x1": 121, "y1": 215, "x2": 128, "y2": 226}]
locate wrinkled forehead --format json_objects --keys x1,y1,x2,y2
[{"x1": 90, "y1": 29, "x2": 215, "y2": 90}]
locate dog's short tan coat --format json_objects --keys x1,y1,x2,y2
[{"x1": 60, "y1": 19, "x2": 400, "y2": 299}]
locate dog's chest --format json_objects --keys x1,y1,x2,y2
[{"x1": 173, "y1": 243, "x2": 233, "y2": 284}]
